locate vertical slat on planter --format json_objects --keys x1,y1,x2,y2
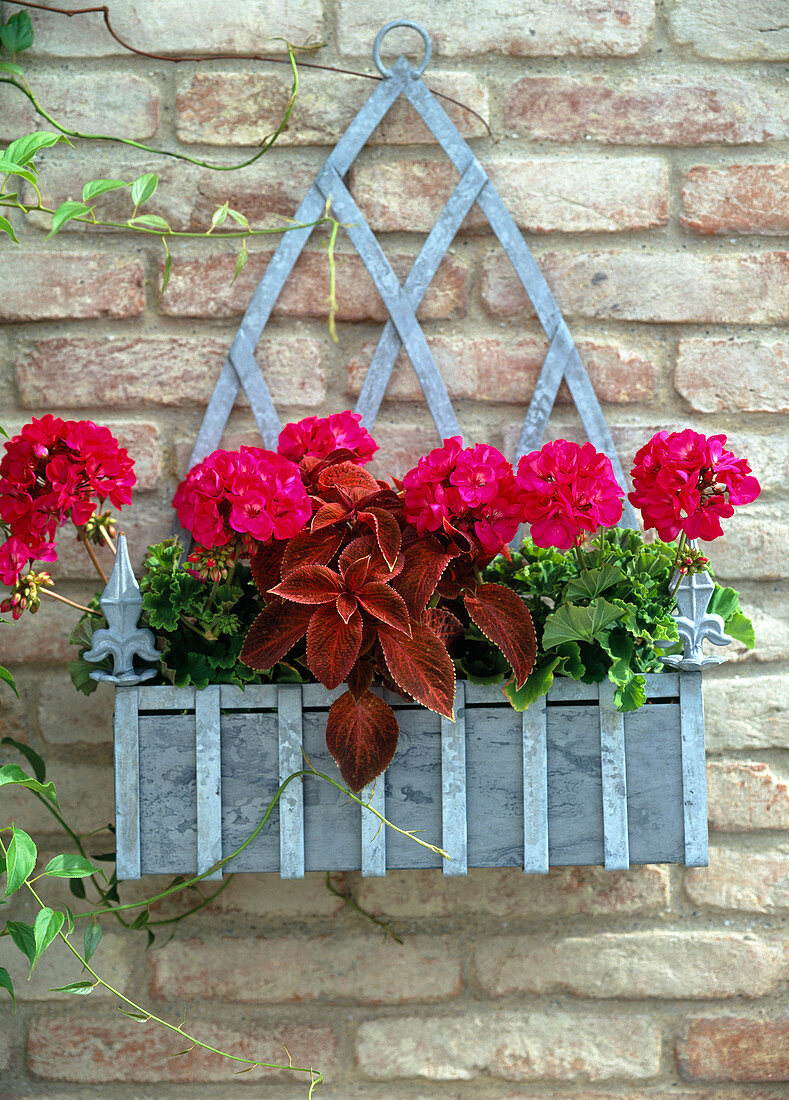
[
  {"x1": 598, "y1": 681, "x2": 630, "y2": 871},
  {"x1": 441, "y1": 681, "x2": 467, "y2": 875},
  {"x1": 114, "y1": 686, "x2": 141, "y2": 880},
  {"x1": 195, "y1": 685, "x2": 223, "y2": 881},
  {"x1": 278, "y1": 684, "x2": 305, "y2": 879},
  {"x1": 361, "y1": 778, "x2": 387, "y2": 876},
  {"x1": 679, "y1": 671, "x2": 709, "y2": 867},
  {"x1": 522, "y1": 695, "x2": 549, "y2": 873}
]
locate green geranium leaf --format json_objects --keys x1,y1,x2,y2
[
  {"x1": 0, "y1": 966, "x2": 15, "y2": 1010},
  {"x1": 0, "y1": 764, "x2": 59, "y2": 809},
  {"x1": 724, "y1": 610, "x2": 755, "y2": 650},
  {"x1": 42, "y1": 854, "x2": 100, "y2": 879},
  {"x1": 2, "y1": 737, "x2": 45, "y2": 781},
  {"x1": 613, "y1": 673, "x2": 646, "y2": 712},
  {"x1": 3, "y1": 826, "x2": 37, "y2": 897},
  {"x1": 32, "y1": 908, "x2": 65, "y2": 968},
  {"x1": 708, "y1": 584, "x2": 741, "y2": 622},
  {"x1": 542, "y1": 599, "x2": 624, "y2": 648},
  {"x1": 504, "y1": 658, "x2": 559, "y2": 711},
  {"x1": 563, "y1": 565, "x2": 624, "y2": 602}
]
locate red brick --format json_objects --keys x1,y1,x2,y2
[
  {"x1": 703, "y1": 672, "x2": 789, "y2": 750},
  {"x1": 682, "y1": 165, "x2": 789, "y2": 235},
  {"x1": 355, "y1": 1010, "x2": 661, "y2": 1081},
  {"x1": 1, "y1": 761, "x2": 114, "y2": 835},
  {"x1": 676, "y1": 1017, "x2": 789, "y2": 1081},
  {"x1": 1, "y1": 254, "x2": 144, "y2": 322},
  {"x1": 0, "y1": 73, "x2": 158, "y2": 141},
  {"x1": 337, "y1": 1, "x2": 655, "y2": 57},
  {"x1": 27, "y1": 1015, "x2": 336, "y2": 1083},
  {"x1": 500, "y1": 1092, "x2": 787, "y2": 1100},
  {"x1": 686, "y1": 848, "x2": 789, "y2": 912},
  {"x1": 482, "y1": 250, "x2": 789, "y2": 324},
  {"x1": 670, "y1": 0, "x2": 789, "y2": 60},
  {"x1": 200, "y1": 871, "x2": 347, "y2": 919},
  {"x1": 707, "y1": 761, "x2": 789, "y2": 831},
  {"x1": 505, "y1": 75, "x2": 789, "y2": 144},
  {"x1": 350, "y1": 157, "x2": 669, "y2": 234},
  {"x1": 4, "y1": 590, "x2": 87, "y2": 665},
  {"x1": 348, "y1": 335, "x2": 657, "y2": 406},
  {"x1": 38, "y1": 670, "x2": 114, "y2": 744},
  {"x1": 0, "y1": 1025, "x2": 10, "y2": 1070},
  {"x1": 365, "y1": 423, "x2": 438, "y2": 481},
  {"x1": 159, "y1": 249, "x2": 468, "y2": 321},
  {"x1": 0, "y1": 934, "x2": 134, "y2": 1001},
  {"x1": 15, "y1": 335, "x2": 326, "y2": 410},
  {"x1": 25, "y1": 0, "x2": 323, "y2": 56},
  {"x1": 358, "y1": 865, "x2": 669, "y2": 919},
  {"x1": 474, "y1": 931, "x2": 784, "y2": 999},
  {"x1": 709, "y1": 512, "x2": 789, "y2": 582},
  {"x1": 150, "y1": 934, "x2": 462, "y2": 1003},
  {"x1": 675, "y1": 338, "x2": 789, "y2": 413},
  {"x1": 176, "y1": 70, "x2": 488, "y2": 145}
]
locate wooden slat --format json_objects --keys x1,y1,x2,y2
[
  {"x1": 277, "y1": 685, "x2": 305, "y2": 879},
  {"x1": 679, "y1": 671, "x2": 709, "y2": 867},
  {"x1": 361, "y1": 777, "x2": 387, "y2": 876},
  {"x1": 195, "y1": 685, "x2": 223, "y2": 881},
  {"x1": 114, "y1": 687, "x2": 141, "y2": 880},
  {"x1": 598, "y1": 681, "x2": 630, "y2": 870},
  {"x1": 441, "y1": 682, "x2": 467, "y2": 875},
  {"x1": 522, "y1": 696, "x2": 549, "y2": 873}
]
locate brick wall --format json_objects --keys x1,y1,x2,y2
[{"x1": 1, "y1": 0, "x2": 788, "y2": 1096}]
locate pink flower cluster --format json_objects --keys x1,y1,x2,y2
[
  {"x1": 516, "y1": 440, "x2": 624, "y2": 551},
  {"x1": 0, "y1": 415, "x2": 135, "y2": 585},
  {"x1": 629, "y1": 429, "x2": 760, "y2": 541},
  {"x1": 277, "y1": 411, "x2": 378, "y2": 466},
  {"x1": 402, "y1": 437, "x2": 524, "y2": 556},
  {"x1": 173, "y1": 446, "x2": 311, "y2": 552}
]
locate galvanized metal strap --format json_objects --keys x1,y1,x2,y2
[
  {"x1": 598, "y1": 680, "x2": 630, "y2": 870},
  {"x1": 361, "y1": 777, "x2": 387, "y2": 876},
  {"x1": 277, "y1": 684, "x2": 305, "y2": 878},
  {"x1": 522, "y1": 695, "x2": 549, "y2": 873},
  {"x1": 114, "y1": 686, "x2": 141, "y2": 881},
  {"x1": 195, "y1": 685, "x2": 223, "y2": 881},
  {"x1": 441, "y1": 682, "x2": 467, "y2": 875},
  {"x1": 679, "y1": 671, "x2": 709, "y2": 867}
]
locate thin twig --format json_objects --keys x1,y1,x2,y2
[
  {"x1": 40, "y1": 587, "x2": 102, "y2": 616},
  {"x1": 76, "y1": 526, "x2": 108, "y2": 584},
  {"x1": 325, "y1": 872, "x2": 403, "y2": 944}
]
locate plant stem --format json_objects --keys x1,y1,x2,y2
[
  {"x1": 99, "y1": 527, "x2": 117, "y2": 556},
  {"x1": 574, "y1": 545, "x2": 586, "y2": 572},
  {"x1": 40, "y1": 588, "x2": 102, "y2": 616},
  {"x1": 325, "y1": 872, "x2": 403, "y2": 944},
  {"x1": 76, "y1": 525, "x2": 108, "y2": 585}
]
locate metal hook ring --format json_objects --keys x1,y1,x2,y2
[{"x1": 372, "y1": 20, "x2": 432, "y2": 79}]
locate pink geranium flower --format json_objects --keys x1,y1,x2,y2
[{"x1": 277, "y1": 411, "x2": 378, "y2": 466}]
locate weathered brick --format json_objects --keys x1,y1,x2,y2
[
  {"x1": 482, "y1": 250, "x2": 789, "y2": 324},
  {"x1": 4, "y1": 592, "x2": 85, "y2": 665},
  {"x1": 337, "y1": 0, "x2": 655, "y2": 57},
  {"x1": 715, "y1": 582, "x2": 789, "y2": 664},
  {"x1": 686, "y1": 848, "x2": 789, "y2": 912},
  {"x1": 150, "y1": 934, "x2": 461, "y2": 1003},
  {"x1": 159, "y1": 249, "x2": 468, "y2": 321},
  {"x1": 1, "y1": 254, "x2": 144, "y2": 322},
  {"x1": 200, "y1": 872, "x2": 346, "y2": 919},
  {"x1": 670, "y1": 0, "x2": 789, "y2": 60},
  {"x1": 1, "y1": 762, "x2": 114, "y2": 835},
  {"x1": 27, "y1": 1015, "x2": 337, "y2": 1083},
  {"x1": 709, "y1": 511, "x2": 789, "y2": 581},
  {"x1": 474, "y1": 931, "x2": 784, "y2": 999},
  {"x1": 677, "y1": 1017, "x2": 789, "y2": 1081},
  {"x1": 707, "y1": 761, "x2": 789, "y2": 831},
  {"x1": 357, "y1": 865, "x2": 669, "y2": 920},
  {"x1": 675, "y1": 338, "x2": 789, "y2": 413},
  {"x1": 25, "y1": 0, "x2": 323, "y2": 56},
  {"x1": 505, "y1": 75, "x2": 789, "y2": 144},
  {"x1": 0, "y1": 1024, "x2": 10, "y2": 1069},
  {"x1": 0, "y1": 73, "x2": 158, "y2": 141},
  {"x1": 365, "y1": 423, "x2": 438, "y2": 481},
  {"x1": 348, "y1": 335, "x2": 657, "y2": 406},
  {"x1": 499, "y1": 1092, "x2": 787, "y2": 1100},
  {"x1": 355, "y1": 1011, "x2": 661, "y2": 1081},
  {"x1": 49, "y1": 498, "x2": 170, "y2": 581},
  {"x1": 15, "y1": 335, "x2": 326, "y2": 410},
  {"x1": 0, "y1": 934, "x2": 133, "y2": 1001},
  {"x1": 704, "y1": 672, "x2": 789, "y2": 750},
  {"x1": 38, "y1": 671, "x2": 114, "y2": 744},
  {"x1": 176, "y1": 70, "x2": 488, "y2": 145},
  {"x1": 349, "y1": 157, "x2": 669, "y2": 234},
  {"x1": 682, "y1": 165, "x2": 789, "y2": 235}
]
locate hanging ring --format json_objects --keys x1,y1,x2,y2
[{"x1": 372, "y1": 21, "x2": 432, "y2": 79}]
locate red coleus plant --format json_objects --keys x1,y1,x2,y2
[{"x1": 240, "y1": 423, "x2": 536, "y2": 791}]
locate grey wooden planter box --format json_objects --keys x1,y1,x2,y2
[{"x1": 112, "y1": 671, "x2": 707, "y2": 881}]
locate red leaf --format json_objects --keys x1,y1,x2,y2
[
  {"x1": 378, "y1": 621, "x2": 455, "y2": 719},
  {"x1": 306, "y1": 605, "x2": 363, "y2": 689},
  {"x1": 250, "y1": 541, "x2": 286, "y2": 596},
  {"x1": 240, "y1": 599, "x2": 313, "y2": 670},
  {"x1": 270, "y1": 565, "x2": 342, "y2": 604},
  {"x1": 339, "y1": 536, "x2": 402, "y2": 581},
  {"x1": 336, "y1": 592, "x2": 358, "y2": 623},
  {"x1": 422, "y1": 607, "x2": 464, "y2": 648},
  {"x1": 311, "y1": 501, "x2": 349, "y2": 533},
  {"x1": 325, "y1": 690, "x2": 399, "y2": 791},
  {"x1": 357, "y1": 508, "x2": 401, "y2": 569},
  {"x1": 347, "y1": 660, "x2": 374, "y2": 700},
  {"x1": 464, "y1": 583, "x2": 536, "y2": 688},
  {"x1": 393, "y1": 537, "x2": 456, "y2": 615},
  {"x1": 281, "y1": 526, "x2": 344, "y2": 576},
  {"x1": 343, "y1": 554, "x2": 372, "y2": 592},
  {"x1": 357, "y1": 583, "x2": 411, "y2": 635},
  {"x1": 317, "y1": 461, "x2": 379, "y2": 499}
]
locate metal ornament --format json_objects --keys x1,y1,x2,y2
[
  {"x1": 183, "y1": 19, "x2": 637, "y2": 528},
  {"x1": 83, "y1": 533, "x2": 159, "y2": 685},
  {"x1": 658, "y1": 569, "x2": 732, "y2": 673}
]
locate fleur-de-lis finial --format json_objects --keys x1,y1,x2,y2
[
  {"x1": 83, "y1": 533, "x2": 160, "y2": 684},
  {"x1": 658, "y1": 569, "x2": 732, "y2": 673}
]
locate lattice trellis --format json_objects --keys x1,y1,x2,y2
[{"x1": 184, "y1": 19, "x2": 638, "y2": 529}]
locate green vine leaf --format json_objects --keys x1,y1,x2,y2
[
  {"x1": 2, "y1": 736, "x2": 45, "y2": 781},
  {"x1": 0, "y1": 966, "x2": 15, "y2": 1011},
  {"x1": 3, "y1": 825, "x2": 37, "y2": 897},
  {"x1": 0, "y1": 157, "x2": 37, "y2": 184},
  {"x1": 48, "y1": 980, "x2": 95, "y2": 995},
  {"x1": 83, "y1": 922, "x2": 102, "y2": 963},
  {"x1": 48, "y1": 200, "x2": 93, "y2": 237},
  {"x1": 4, "y1": 920, "x2": 36, "y2": 965},
  {"x1": 0, "y1": 11, "x2": 34, "y2": 55},
  {"x1": 0, "y1": 666, "x2": 19, "y2": 698},
  {"x1": 0, "y1": 60, "x2": 25, "y2": 75},
  {"x1": 42, "y1": 854, "x2": 100, "y2": 879},
  {"x1": 128, "y1": 213, "x2": 170, "y2": 231},
  {"x1": 82, "y1": 178, "x2": 129, "y2": 202},
  {"x1": 0, "y1": 764, "x2": 59, "y2": 809},
  {"x1": 32, "y1": 908, "x2": 65, "y2": 969},
  {"x1": 5, "y1": 131, "x2": 69, "y2": 165},
  {"x1": 231, "y1": 240, "x2": 248, "y2": 284},
  {"x1": 130, "y1": 172, "x2": 158, "y2": 207},
  {"x1": 210, "y1": 200, "x2": 229, "y2": 228},
  {"x1": 0, "y1": 214, "x2": 18, "y2": 243}
]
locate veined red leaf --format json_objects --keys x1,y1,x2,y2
[
  {"x1": 422, "y1": 607, "x2": 464, "y2": 648},
  {"x1": 378, "y1": 622, "x2": 455, "y2": 719},
  {"x1": 347, "y1": 660, "x2": 374, "y2": 700},
  {"x1": 240, "y1": 600, "x2": 312, "y2": 670},
  {"x1": 250, "y1": 541, "x2": 286, "y2": 596},
  {"x1": 306, "y1": 606, "x2": 363, "y2": 689},
  {"x1": 281, "y1": 526, "x2": 343, "y2": 575},
  {"x1": 336, "y1": 592, "x2": 358, "y2": 623},
  {"x1": 464, "y1": 583, "x2": 536, "y2": 688},
  {"x1": 317, "y1": 461, "x2": 379, "y2": 499},
  {"x1": 357, "y1": 508, "x2": 401, "y2": 569},
  {"x1": 393, "y1": 537, "x2": 456, "y2": 615},
  {"x1": 339, "y1": 536, "x2": 402, "y2": 581},
  {"x1": 357, "y1": 583, "x2": 411, "y2": 635},
  {"x1": 310, "y1": 501, "x2": 348, "y2": 533},
  {"x1": 270, "y1": 565, "x2": 342, "y2": 604},
  {"x1": 325, "y1": 690, "x2": 399, "y2": 791}
]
